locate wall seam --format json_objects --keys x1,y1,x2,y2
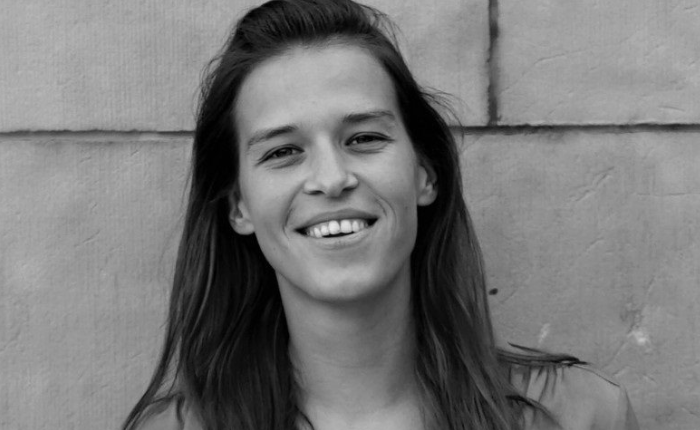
[
  {"x1": 454, "y1": 123, "x2": 700, "y2": 134},
  {"x1": 3, "y1": 123, "x2": 700, "y2": 139},
  {"x1": 0, "y1": 131, "x2": 193, "y2": 139},
  {"x1": 486, "y1": 0, "x2": 500, "y2": 126}
]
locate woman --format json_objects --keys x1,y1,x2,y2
[{"x1": 124, "y1": 1, "x2": 638, "y2": 429}]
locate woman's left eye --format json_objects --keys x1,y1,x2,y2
[{"x1": 348, "y1": 134, "x2": 386, "y2": 146}]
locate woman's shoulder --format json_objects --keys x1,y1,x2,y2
[
  {"x1": 131, "y1": 355, "x2": 639, "y2": 430},
  {"x1": 507, "y1": 356, "x2": 639, "y2": 430},
  {"x1": 131, "y1": 396, "x2": 202, "y2": 430}
]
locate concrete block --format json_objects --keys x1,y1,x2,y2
[
  {"x1": 496, "y1": 0, "x2": 700, "y2": 125},
  {"x1": 6, "y1": 130, "x2": 698, "y2": 429},
  {"x1": 460, "y1": 129, "x2": 700, "y2": 429},
  {"x1": 366, "y1": 0, "x2": 489, "y2": 125},
  {"x1": 0, "y1": 135, "x2": 190, "y2": 429},
  {"x1": 0, "y1": 0, "x2": 487, "y2": 132},
  {"x1": 0, "y1": 1, "x2": 258, "y2": 132}
]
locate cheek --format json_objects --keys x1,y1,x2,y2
[
  {"x1": 240, "y1": 176, "x2": 285, "y2": 224},
  {"x1": 387, "y1": 160, "x2": 424, "y2": 207},
  {"x1": 377, "y1": 166, "x2": 422, "y2": 234}
]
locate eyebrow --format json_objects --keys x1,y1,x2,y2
[
  {"x1": 245, "y1": 110, "x2": 397, "y2": 149},
  {"x1": 342, "y1": 110, "x2": 397, "y2": 125},
  {"x1": 246, "y1": 124, "x2": 299, "y2": 150}
]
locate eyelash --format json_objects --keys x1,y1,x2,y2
[
  {"x1": 265, "y1": 146, "x2": 300, "y2": 160},
  {"x1": 348, "y1": 133, "x2": 387, "y2": 146},
  {"x1": 259, "y1": 133, "x2": 389, "y2": 164}
]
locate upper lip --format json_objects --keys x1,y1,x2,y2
[{"x1": 295, "y1": 209, "x2": 378, "y2": 231}]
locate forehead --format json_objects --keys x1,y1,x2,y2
[{"x1": 233, "y1": 44, "x2": 400, "y2": 136}]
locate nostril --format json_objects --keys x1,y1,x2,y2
[{"x1": 304, "y1": 171, "x2": 358, "y2": 196}]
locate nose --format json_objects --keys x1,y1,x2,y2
[{"x1": 303, "y1": 143, "x2": 358, "y2": 197}]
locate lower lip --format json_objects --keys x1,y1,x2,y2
[{"x1": 302, "y1": 223, "x2": 374, "y2": 249}]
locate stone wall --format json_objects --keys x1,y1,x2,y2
[{"x1": 1, "y1": 1, "x2": 698, "y2": 429}]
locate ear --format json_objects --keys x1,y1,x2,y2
[
  {"x1": 228, "y1": 189, "x2": 255, "y2": 235},
  {"x1": 416, "y1": 161, "x2": 438, "y2": 206}
]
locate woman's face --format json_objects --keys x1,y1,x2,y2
[{"x1": 230, "y1": 44, "x2": 436, "y2": 306}]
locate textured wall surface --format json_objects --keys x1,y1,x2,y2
[
  {"x1": 465, "y1": 131, "x2": 700, "y2": 428},
  {"x1": 0, "y1": 0, "x2": 487, "y2": 131},
  {"x1": 496, "y1": 0, "x2": 700, "y2": 125},
  {"x1": 0, "y1": 136, "x2": 189, "y2": 430},
  {"x1": 1, "y1": 0, "x2": 699, "y2": 429}
]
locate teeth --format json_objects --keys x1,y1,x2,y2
[
  {"x1": 305, "y1": 218, "x2": 370, "y2": 238},
  {"x1": 328, "y1": 220, "x2": 340, "y2": 235}
]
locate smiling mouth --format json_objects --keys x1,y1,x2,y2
[{"x1": 299, "y1": 218, "x2": 377, "y2": 239}]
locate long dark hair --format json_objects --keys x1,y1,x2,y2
[{"x1": 124, "y1": 1, "x2": 578, "y2": 429}]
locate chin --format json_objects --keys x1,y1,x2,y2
[{"x1": 278, "y1": 265, "x2": 411, "y2": 307}]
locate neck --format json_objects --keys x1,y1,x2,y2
[{"x1": 281, "y1": 268, "x2": 423, "y2": 429}]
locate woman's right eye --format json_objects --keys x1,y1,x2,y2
[
  {"x1": 269, "y1": 147, "x2": 297, "y2": 158},
  {"x1": 259, "y1": 146, "x2": 302, "y2": 165},
  {"x1": 268, "y1": 146, "x2": 299, "y2": 159}
]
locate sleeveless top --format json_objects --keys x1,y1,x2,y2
[{"x1": 136, "y1": 363, "x2": 639, "y2": 430}]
